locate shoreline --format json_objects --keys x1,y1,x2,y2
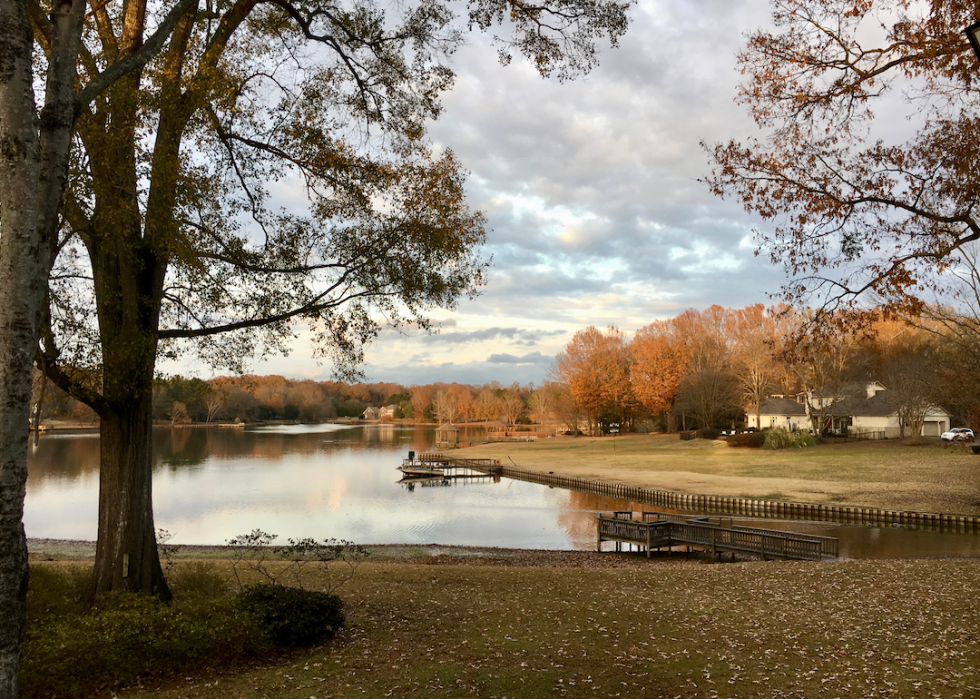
[
  {"x1": 25, "y1": 539, "x2": 671, "y2": 567},
  {"x1": 454, "y1": 433, "x2": 980, "y2": 515}
]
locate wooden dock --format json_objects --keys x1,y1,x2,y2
[
  {"x1": 597, "y1": 511, "x2": 839, "y2": 562},
  {"x1": 402, "y1": 454, "x2": 502, "y2": 475},
  {"x1": 398, "y1": 454, "x2": 503, "y2": 488}
]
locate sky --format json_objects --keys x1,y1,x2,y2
[{"x1": 168, "y1": 0, "x2": 789, "y2": 387}]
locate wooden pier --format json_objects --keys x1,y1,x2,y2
[
  {"x1": 597, "y1": 511, "x2": 839, "y2": 562},
  {"x1": 398, "y1": 454, "x2": 503, "y2": 486},
  {"x1": 401, "y1": 453, "x2": 502, "y2": 475}
]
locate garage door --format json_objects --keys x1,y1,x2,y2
[{"x1": 922, "y1": 421, "x2": 941, "y2": 437}]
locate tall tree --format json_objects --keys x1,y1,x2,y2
[
  {"x1": 785, "y1": 315, "x2": 861, "y2": 434},
  {"x1": 706, "y1": 0, "x2": 980, "y2": 326},
  {"x1": 527, "y1": 381, "x2": 561, "y2": 424},
  {"x1": 498, "y1": 384, "x2": 526, "y2": 426},
  {"x1": 410, "y1": 385, "x2": 433, "y2": 423},
  {"x1": 882, "y1": 335, "x2": 942, "y2": 439},
  {"x1": 672, "y1": 306, "x2": 732, "y2": 373},
  {"x1": 730, "y1": 304, "x2": 791, "y2": 429},
  {"x1": 475, "y1": 387, "x2": 500, "y2": 421},
  {"x1": 34, "y1": 0, "x2": 631, "y2": 600},
  {"x1": 631, "y1": 320, "x2": 688, "y2": 431},
  {"x1": 0, "y1": 0, "x2": 195, "y2": 692},
  {"x1": 554, "y1": 326, "x2": 630, "y2": 435},
  {"x1": 675, "y1": 368, "x2": 739, "y2": 431}
]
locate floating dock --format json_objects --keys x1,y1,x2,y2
[
  {"x1": 399, "y1": 454, "x2": 502, "y2": 476},
  {"x1": 398, "y1": 454, "x2": 503, "y2": 487}
]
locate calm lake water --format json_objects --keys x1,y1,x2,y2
[{"x1": 25, "y1": 424, "x2": 980, "y2": 559}]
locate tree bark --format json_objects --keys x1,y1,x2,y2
[
  {"x1": 86, "y1": 219, "x2": 171, "y2": 598},
  {"x1": 91, "y1": 385, "x2": 171, "y2": 600},
  {"x1": 0, "y1": 0, "x2": 83, "y2": 692},
  {"x1": 0, "y1": 0, "x2": 40, "y2": 686}
]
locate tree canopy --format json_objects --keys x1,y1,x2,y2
[
  {"x1": 706, "y1": 0, "x2": 980, "y2": 327},
  {"x1": 24, "y1": 0, "x2": 632, "y2": 601}
]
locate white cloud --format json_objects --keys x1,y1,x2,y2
[{"x1": 167, "y1": 0, "x2": 788, "y2": 387}]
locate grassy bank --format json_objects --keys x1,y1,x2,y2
[
  {"x1": 24, "y1": 554, "x2": 976, "y2": 699},
  {"x1": 455, "y1": 434, "x2": 980, "y2": 514}
]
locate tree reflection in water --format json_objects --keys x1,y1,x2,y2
[{"x1": 24, "y1": 425, "x2": 980, "y2": 558}]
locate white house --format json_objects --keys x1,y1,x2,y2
[
  {"x1": 379, "y1": 404, "x2": 398, "y2": 419},
  {"x1": 746, "y1": 382, "x2": 951, "y2": 438},
  {"x1": 745, "y1": 396, "x2": 808, "y2": 431}
]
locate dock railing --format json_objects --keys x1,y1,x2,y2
[{"x1": 596, "y1": 512, "x2": 838, "y2": 561}]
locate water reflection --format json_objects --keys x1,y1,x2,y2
[
  {"x1": 24, "y1": 425, "x2": 980, "y2": 559},
  {"x1": 25, "y1": 424, "x2": 606, "y2": 549},
  {"x1": 733, "y1": 516, "x2": 980, "y2": 560}
]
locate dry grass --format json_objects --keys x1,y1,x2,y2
[
  {"x1": 97, "y1": 554, "x2": 980, "y2": 699},
  {"x1": 456, "y1": 434, "x2": 980, "y2": 514}
]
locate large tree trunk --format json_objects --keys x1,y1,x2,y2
[
  {"x1": 91, "y1": 385, "x2": 171, "y2": 600},
  {"x1": 0, "y1": 0, "x2": 76, "y2": 692},
  {"x1": 87, "y1": 223, "x2": 171, "y2": 599},
  {"x1": 0, "y1": 0, "x2": 39, "y2": 688},
  {"x1": 0, "y1": 16, "x2": 40, "y2": 681}
]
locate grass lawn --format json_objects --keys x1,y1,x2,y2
[
  {"x1": 456, "y1": 434, "x2": 980, "y2": 515},
  {"x1": 77, "y1": 554, "x2": 980, "y2": 699}
]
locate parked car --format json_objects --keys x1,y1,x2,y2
[{"x1": 941, "y1": 427, "x2": 975, "y2": 442}]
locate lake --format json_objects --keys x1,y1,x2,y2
[{"x1": 25, "y1": 424, "x2": 980, "y2": 559}]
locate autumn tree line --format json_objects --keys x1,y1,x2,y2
[
  {"x1": 33, "y1": 303, "x2": 977, "y2": 437},
  {"x1": 31, "y1": 373, "x2": 542, "y2": 428},
  {"x1": 553, "y1": 304, "x2": 980, "y2": 437}
]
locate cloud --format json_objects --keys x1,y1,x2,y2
[
  {"x1": 487, "y1": 351, "x2": 552, "y2": 365},
  {"x1": 360, "y1": 359, "x2": 550, "y2": 387},
  {"x1": 169, "y1": 0, "x2": 793, "y2": 386},
  {"x1": 418, "y1": 327, "x2": 565, "y2": 347}
]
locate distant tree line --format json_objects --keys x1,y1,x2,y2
[
  {"x1": 30, "y1": 374, "x2": 552, "y2": 427},
  {"x1": 33, "y1": 303, "x2": 977, "y2": 436}
]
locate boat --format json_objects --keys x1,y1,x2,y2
[{"x1": 397, "y1": 465, "x2": 445, "y2": 477}]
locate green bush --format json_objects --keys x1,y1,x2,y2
[
  {"x1": 763, "y1": 427, "x2": 816, "y2": 450},
  {"x1": 22, "y1": 565, "x2": 265, "y2": 699},
  {"x1": 169, "y1": 561, "x2": 231, "y2": 597},
  {"x1": 239, "y1": 583, "x2": 344, "y2": 647},
  {"x1": 727, "y1": 431, "x2": 766, "y2": 448}
]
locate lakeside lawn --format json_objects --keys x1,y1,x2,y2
[
  {"x1": 32, "y1": 554, "x2": 974, "y2": 699},
  {"x1": 456, "y1": 434, "x2": 980, "y2": 515}
]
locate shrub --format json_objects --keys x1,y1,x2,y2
[
  {"x1": 763, "y1": 427, "x2": 816, "y2": 450},
  {"x1": 698, "y1": 428, "x2": 721, "y2": 440},
  {"x1": 22, "y1": 566, "x2": 264, "y2": 698},
  {"x1": 226, "y1": 530, "x2": 368, "y2": 593},
  {"x1": 727, "y1": 431, "x2": 766, "y2": 448},
  {"x1": 239, "y1": 583, "x2": 344, "y2": 647},
  {"x1": 169, "y1": 561, "x2": 230, "y2": 597}
]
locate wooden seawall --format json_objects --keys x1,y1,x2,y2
[{"x1": 413, "y1": 453, "x2": 980, "y2": 533}]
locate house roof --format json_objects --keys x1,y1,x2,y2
[
  {"x1": 750, "y1": 397, "x2": 807, "y2": 417},
  {"x1": 827, "y1": 390, "x2": 950, "y2": 418},
  {"x1": 811, "y1": 381, "x2": 885, "y2": 399},
  {"x1": 826, "y1": 391, "x2": 898, "y2": 417},
  {"x1": 436, "y1": 423, "x2": 460, "y2": 432}
]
